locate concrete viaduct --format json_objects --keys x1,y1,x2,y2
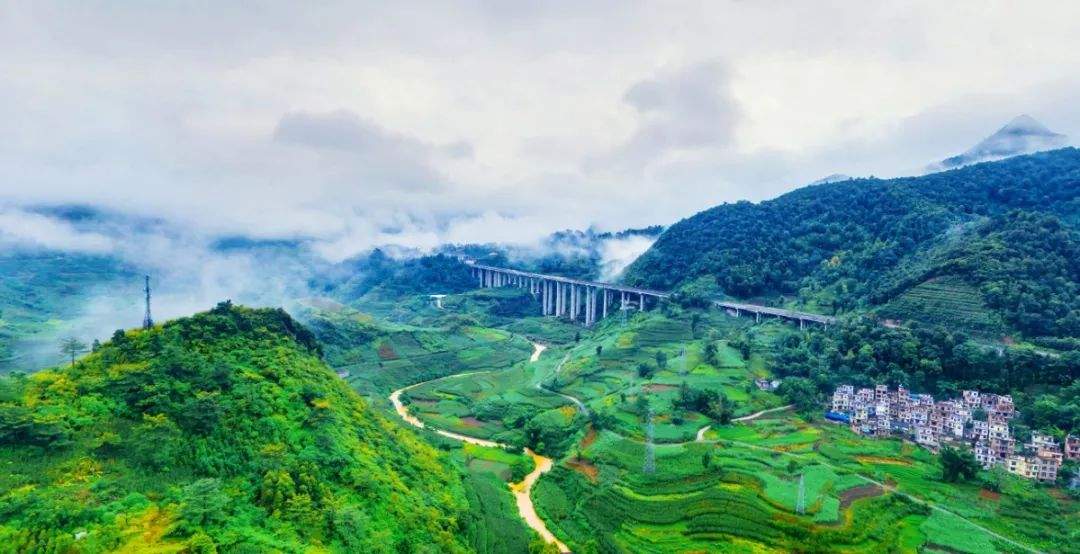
[{"x1": 466, "y1": 262, "x2": 836, "y2": 330}]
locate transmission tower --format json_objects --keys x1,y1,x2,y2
[
  {"x1": 142, "y1": 275, "x2": 153, "y2": 330},
  {"x1": 643, "y1": 406, "x2": 656, "y2": 474},
  {"x1": 795, "y1": 473, "x2": 806, "y2": 515}
]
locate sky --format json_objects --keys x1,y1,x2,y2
[{"x1": 3, "y1": 1, "x2": 1080, "y2": 262}]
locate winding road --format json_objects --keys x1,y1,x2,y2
[{"x1": 389, "y1": 342, "x2": 571, "y2": 553}]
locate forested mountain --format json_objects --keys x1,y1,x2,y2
[
  {"x1": 0, "y1": 304, "x2": 470, "y2": 552},
  {"x1": 624, "y1": 148, "x2": 1080, "y2": 339}
]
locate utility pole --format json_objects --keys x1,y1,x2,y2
[
  {"x1": 795, "y1": 473, "x2": 806, "y2": 515},
  {"x1": 643, "y1": 406, "x2": 656, "y2": 474},
  {"x1": 142, "y1": 275, "x2": 153, "y2": 330}
]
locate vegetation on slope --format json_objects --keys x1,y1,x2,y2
[
  {"x1": 624, "y1": 148, "x2": 1080, "y2": 331},
  {"x1": 873, "y1": 211, "x2": 1080, "y2": 338},
  {"x1": 0, "y1": 303, "x2": 470, "y2": 552}
]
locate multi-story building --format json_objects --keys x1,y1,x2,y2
[
  {"x1": 828, "y1": 384, "x2": 1061, "y2": 483},
  {"x1": 1067, "y1": 435, "x2": 1080, "y2": 461}
]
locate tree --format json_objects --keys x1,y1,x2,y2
[
  {"x1": 58, "y1": 337, "x2": 88, "y2": 368},
  {"x1": 655, "y1": 350, "x2": 668, "y2": 370},
  {"x1": 180, "y1": 478, "x2": 230, "y2": 529},
  {"x1": 637, "y1": 363, "x2": 654, "y2": 379},
  {"x1": 703, "y1": 341, "x2": 718, "y2": 366},
  {"x1": 595, "y1": 345, "x2": 603, "y2": 357},
  {"x1": 940, "y1": 446, "x2": 980, "y2": 482},
  {"x1": 778, "y1": 377, "x2": 821, "y2": 419}
]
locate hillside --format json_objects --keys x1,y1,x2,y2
[
  {"x1": 0, "y1": 304, "x2": 470, "y2": 552},
  {"x1": 624, "y1": 148, "x2": 1080, "y2": 338},
  {"x1": 0, "y1": 252, "x2": 136, "y2": 371}
]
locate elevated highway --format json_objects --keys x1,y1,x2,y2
[{"x1": 465, "y1": 261, "x2": 834, "y2": 329}]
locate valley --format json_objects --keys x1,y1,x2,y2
[{"x1": 1, "y1": 149, "x2": 1078, "y2": 553}]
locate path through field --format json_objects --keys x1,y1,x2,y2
[{"x1": 389, "y1": 342, "x2": 570, "y2": 553}]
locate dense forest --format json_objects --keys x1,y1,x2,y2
[
  {"x1": 624, "y1": 148, "x2": 1080, "y2": 339},
  {"x1": 0, "y1": 304, "x2": 471, "y2": 552}
]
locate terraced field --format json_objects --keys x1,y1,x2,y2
[
  {"x1": 393, "y1": 306, "x2": 1077, "y2": 553},
  {"x1": 879, "y1": 275, "x2": 1005, "y2": 334},
  {"x1": 305, "y1": 306, "x2": 535, "y2": 394}
]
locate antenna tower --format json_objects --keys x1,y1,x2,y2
[{"x1": 142, "y1": 275, "x2": 153, "y2": 330}]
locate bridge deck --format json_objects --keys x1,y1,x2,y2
[
  {"x1": 469, "y1": 262, "x2": 835, "y2": 325},
  {"x1": 714, "y1": 301, "x2": 836, "y2": 324},
  {"x1": 469, "y1": 263, "x2": 670, "y2": 297}
]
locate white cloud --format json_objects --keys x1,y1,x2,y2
[
  {"x1": 1, "y1": 1, "x2": 1079, "y2": 255},
  {"x1": 0, "y1": 207, "x2": 114, "y2": 252}
]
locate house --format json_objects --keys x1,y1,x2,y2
[
  {"x1": 827, "y1": 383, "x2": 1061, "y2": 483},
  {"x1": 1067, "y1": 435, "x2": 1080, "y2": 461}
]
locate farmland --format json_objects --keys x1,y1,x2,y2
[
  {"x1": 393, "y1": 301, "x2": 1078, "y2": 553},
  {"x1": 878, "y1": 275, "x2": 1006, "y2": 335}
]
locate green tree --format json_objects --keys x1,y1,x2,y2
[
  {"x1": 703, "y1": 341, "x2": 718, "y2": 366},
  {"x1": 940, "y1": 446, "x2": 980, "y2": 483},
  {"x1": 778, "y1": 377, "x2": 821, "y2": 419},
  {"x1": 655, "y1": 350, "x2": 668, "y2": 370},
  {"x1": 180, "y1": 478, "x2": 230, "y2": 529},
  {"x1": 58, "y1": 337, "x2": 87, "y2": 368}
]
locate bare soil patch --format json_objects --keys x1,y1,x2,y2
[
  {"x1": 377, "y1": 342, "x2": 398, "y2": 360},
  {"x1": 643, "y1": 383, "x2": 679, "y2": 392},
  {"x1": 838, "y1": 483, "x2": 885, "y2": 510},
  {"x1": 567, "y1": 459, "x2": 599, "y2": 482},
  {"x1": 460, "y1": 416, "x2": 484, "y2": 428},
  {"x1": 580, "y1": 426, "x2": 597, "y2": 450},
  {"x1": 979, "y1": 489, "x2": 1001, "y2": 501}
]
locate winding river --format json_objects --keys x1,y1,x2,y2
[{"x1": 389, "y1": 342, "x2": 571, "y2": 553}]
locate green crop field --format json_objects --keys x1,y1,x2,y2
[
  {"x1": 389, "y1": 304, "x2": 1078, "y2": 553},
  {"x1": 323, "y1": 293, "x2": 1078, "y2": 553}
]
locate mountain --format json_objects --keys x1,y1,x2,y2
[
  {"x1": 807, "y1": 173, "x2": 852, "y2": 186},
  {"x1": 930, "y1": 115, "x2": 1068, "y2": 171},
  {"x1": 623, "y1": 148, "x2": 1080, "y2": 339},
  {"x1": 0, "y1": 304, "x2": 470, "y2": 552}
]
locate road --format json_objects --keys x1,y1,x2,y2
[{"x1": 389, "y1": 342, "x2": 570, "y2": 553}]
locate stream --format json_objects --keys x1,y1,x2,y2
[{"x1": 389, "y1": 342, "x2": 571, "y2": 553}]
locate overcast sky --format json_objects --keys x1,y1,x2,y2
[{"x1": 3, "y1": 1, "x2": 1080, "y2": 261}]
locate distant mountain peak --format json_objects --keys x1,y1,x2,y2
[
  {"x1": 929, "y1": 115, "x2": 1068, "y2": 172},
  {"x1": 808, "y1": 173, "x2": 852, "y2": 186}
]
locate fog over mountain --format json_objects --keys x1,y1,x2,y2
[
  {"x1": 4, "y1": 2, "x2": 1080, "y2": 261},
  {"x1": 928, "y1": 115, "x2": 1069, "y2": 171}
]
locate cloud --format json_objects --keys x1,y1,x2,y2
[
  {"x1": 0, "y1": 207, "x2": 114, "y2": 252},
  {"x1": 591, "y1": 61, "x2": 740, "y2": 174},
  {"x1": 598, "y1": 235, "x2": 657, "y2": 281},
  {"x1": 2, "y1": 1, "x2": 1080, "y2": 258}
]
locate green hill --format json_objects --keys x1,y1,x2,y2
[
  {"x1": 623, "y1": 148, "x2": 1080, "y2": 338},
  {"x1": 0, "y1": 303, "x2": 470, "y2": 552}
]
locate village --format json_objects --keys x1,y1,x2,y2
[{"x1": 828, "y1": 384, "x2": 1079, "y2": 482}]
